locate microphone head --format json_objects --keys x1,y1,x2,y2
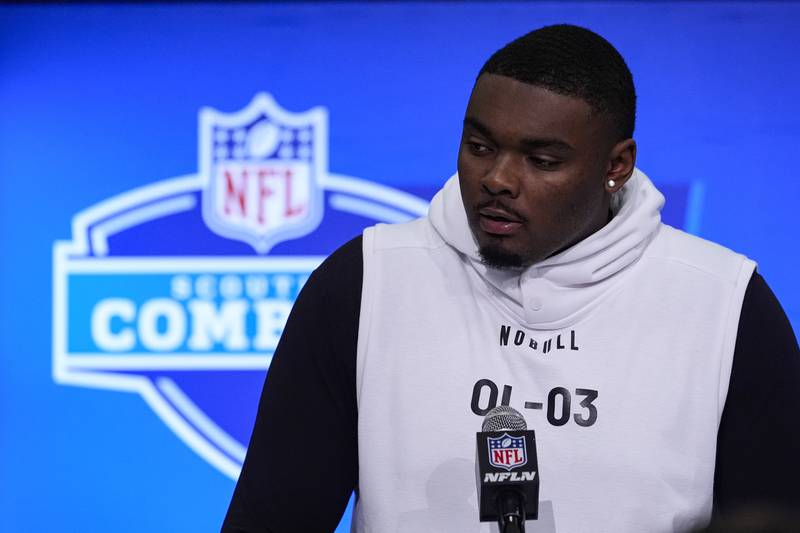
[{"x1": 481, "y1": 405, "x2": 528, "y2": 432}]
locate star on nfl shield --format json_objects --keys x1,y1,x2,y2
[
  {"x1": 488, "y1": 433, "x2": 528, "y2": 471},
  {"x1": 200, "y1": 93, "x2": 326, "y2": 253}
]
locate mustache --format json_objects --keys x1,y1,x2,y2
[{"x1": 475, "y1": 199, "x2": 527, "y2": 222}]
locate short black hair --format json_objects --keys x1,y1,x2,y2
[{"x1": 479, "y1": 24, "x2": 636, "y2": 141}]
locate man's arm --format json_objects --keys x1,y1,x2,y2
[
  {"x1": 222, "y1": 236, "x2": 363, "y2": 533},
  {"x1": 714, "y1": 272, "x2": 800, "y2": 512}
]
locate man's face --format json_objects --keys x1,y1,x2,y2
[{"x1": 458, "y1": 74, "x2": 617, "y2": 269}]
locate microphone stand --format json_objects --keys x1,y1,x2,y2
[{"x1": 497, "y1": 490, "x2": 526, "y2": 533}]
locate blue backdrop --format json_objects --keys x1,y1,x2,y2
[{"x1": 1, "y1": 3, "x2": 798, "y2": 532}]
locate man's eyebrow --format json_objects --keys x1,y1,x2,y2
[
  {"x1": 464, "y1": 116, "x2": 573, "y2": 152},
  {"x1": 463, "y1": 117, "x2": 496, "y2": 143},
  {"x1": 519, "y1": 137, "x2": 574, "y2": 152}
]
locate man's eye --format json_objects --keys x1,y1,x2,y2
[
  {"x1": 468, "y1": 142, "x2": 491, "y2": 154},
  {"x1": 530, "y1": 157, "x2": 559, "y2": 169}
]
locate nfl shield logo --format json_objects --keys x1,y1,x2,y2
[
  {"x1": 487, "y1": 433, "x2": 528, "y2": 471},
  {"x1": 200, "y1": 93, "x2": 326, "y2": 253}
]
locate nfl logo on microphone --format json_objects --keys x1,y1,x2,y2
[{"x1": 488, "y1": 434, "x2": 528, "y2": 471}]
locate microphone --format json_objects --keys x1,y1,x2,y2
[{"x1": 475, "y1": 406, "x2": 539, "y2": 533}]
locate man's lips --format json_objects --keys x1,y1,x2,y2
[{"x1": 478, "y1": 206, "x2": 524, "y2": 236}]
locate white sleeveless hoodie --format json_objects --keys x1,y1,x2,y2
[{"x1": 353, "y1": 170, "x2": 755, "y2": 533}]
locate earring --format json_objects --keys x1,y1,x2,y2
[{"x1": 607, "y1": 179, "x2": 616, "y2": 188}]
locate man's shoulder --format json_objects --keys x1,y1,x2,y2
[
  {"x1": 317, "y1": 216, "x2": 452, "y2": 279},
  {"x1": 312, "y1": 234, "x2": 363, "y2": 284},
  {"x1": 364, "y1": 216, "x2": 447, "y2": 253},
  {"x1": 646, "y1": 224, "x2": 756, "y2": 285}
]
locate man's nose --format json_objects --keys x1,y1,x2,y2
[{"x1": 481, "y1": 154, "x2": 521, "y2": 197}]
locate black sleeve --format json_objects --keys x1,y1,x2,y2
[
  {"x1": 714, "y1": 271, "x2": 800, "y2": 513},
  {"x1": 221, "y1": 236, "x2": 363, "y2": 533}
]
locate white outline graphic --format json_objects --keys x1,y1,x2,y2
[
  {"x1": 55, "y1": 176, "x2": 428, "y2": 479},
  {"x1": 329, "y1": 193, "x2": 416, "y2": 223},
  {"x1": 91, "y1": 195, "x2": 197, "y2": 257},
  {"x1": 157, "y1": 377, "x2": 248, "y2": 463},
  {"x1": 53, "y1": 94, "x2": 430, "y2": 480}
]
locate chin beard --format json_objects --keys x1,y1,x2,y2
[{"x1": 478, "y1": 243, "x2": 528, "y2": 270}]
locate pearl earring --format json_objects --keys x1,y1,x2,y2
[{"x1": 607, "y1": 179, "x2": 616, "y2": 188}]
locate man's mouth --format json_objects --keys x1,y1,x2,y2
[{"x1": 478, "y1": 207, "x2": 523, "y2": 236}]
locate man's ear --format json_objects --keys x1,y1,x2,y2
[{"x1": 605, "y1": 139, "x2": 636, "y2": 192}]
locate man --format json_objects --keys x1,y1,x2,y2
[{"x1": 223, "y1": 24, "x2": 800, "y2": 533}]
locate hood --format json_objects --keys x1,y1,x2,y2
[{"x1": 428, "y1": 168, "x2": 665, "y2": 329}]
